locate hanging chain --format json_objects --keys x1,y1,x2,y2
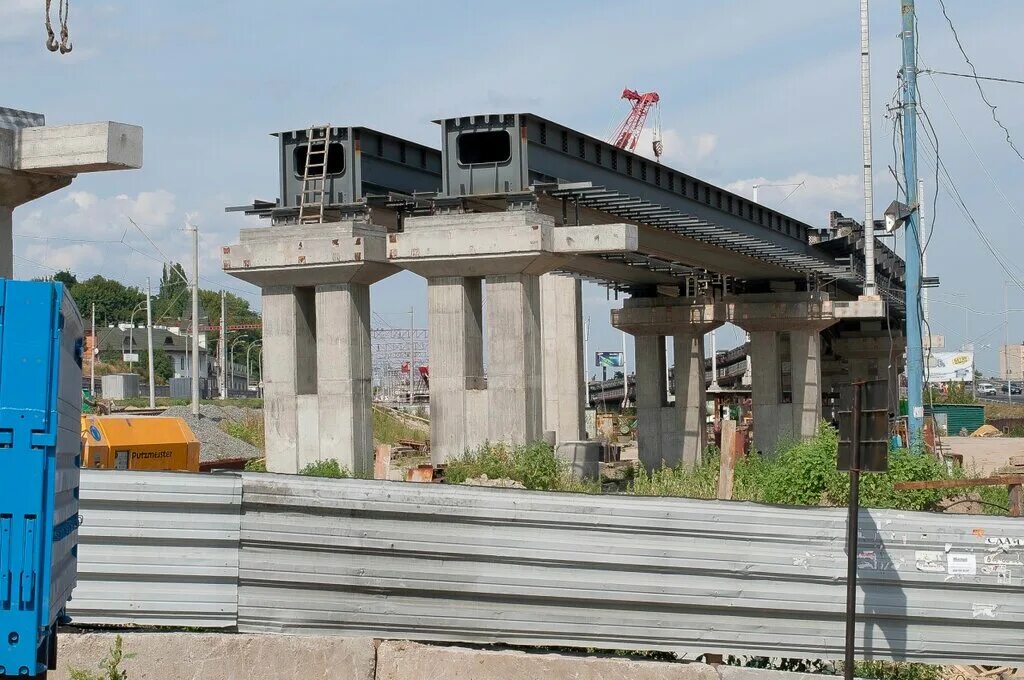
[
  {"x1": 44, "y1": 0, "x2": 72, "y2": 54},
  {"x1": 44, "y1": 0, "x2": 58, "y2": 51},
  {"x1": 58, "y1": 0, "x2": 72, "y2": 53}
]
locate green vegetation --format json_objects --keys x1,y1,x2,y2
[
  {"x1": 445, "y1": 442, "x2": 599, "y2": 492},
  {"x1": 68, "y1": 635, "x2": 133, "y2": 680},
  {"x1": 243, "y1": 458, "x2": 267, "y2": 472},
  {"x1": 633, "y1": 423, "x2": 1007, "y2": 514},
  {"x1": 853, "y1": 660, "x2": 942, "y2": 680},
  {"x1": 221, "y1": 413, "x2": 265, "y2": 451},
  {"x1": 373, "y1": 406, "x2": 428, "y2": 444},
  {"x1": 299, "y1": 459, "x2": 351, "y2": 478},
  {"x1": 925, "y1": 382, "x2": 976, "y2": 405}
]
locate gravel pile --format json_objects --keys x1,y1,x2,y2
[{"x1": 161, "y1": 405, "x2": 260, "y2": 463}]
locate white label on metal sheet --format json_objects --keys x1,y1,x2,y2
[
  {"x1": 123, "y1": 352, "x2": 140, "y2": 362},
  {"x1": 912, "y1": 406, "x2": 924, "y2": 418},
  {"x1": 948, "y1": 552, "x2": 977, "y2": 576},
  {"x1": 915, "y1": 551, "x2": 945, "y2": 573}
]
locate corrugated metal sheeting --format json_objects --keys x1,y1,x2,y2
[
  {"x1": 72, "y1": 471, "x2": 1024, "y2": 664},
  {"x1": 70, "y1": 470, "x2": 241, "y2": 628},
  {"x1": 239, "y1": 475, "x2": 1023, "y2": 665}
]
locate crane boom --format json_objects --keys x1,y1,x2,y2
[{"x1": 610, "y1": 88, "x2": 661, "y2": 156}]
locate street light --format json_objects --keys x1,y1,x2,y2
[
  {"x1": 246, "y1": 340, "x2": 262, "y2": 394},
  {"x1": 228, "y1": 336, "x2": 250, "y2": 396},
  {"x1": 127, "y1": 301, "x2": 147, "y2": 369}
]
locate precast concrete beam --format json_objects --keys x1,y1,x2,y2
[
  {"x1": 540, "y1": 273, "x2": 584, "y2": 443},
  {"x1": 612, "y1": 296, "x2": 720, "y2": 337},
  {"x1": 223, "y1": 221, "x2": 396, "y2": 287}
]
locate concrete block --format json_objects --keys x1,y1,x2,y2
[
  {"x1": 718, "y1": 666, "x2": 863, "y2": 680},
  {"x1": 555, "y1": 441, "x2": 601, "y2": 480},
  {"x1": 17, "y1": 122, "x2": 142, "y2": 173},
  {"x1": 540, "y1": 274, "x2": 585, "y2": 443},
  {"x1": 375, "y1": 641, "x2": 718, "y2": 680},
  {"x1": 53, "y1": 633, "x2": 375, "y2": 680}
]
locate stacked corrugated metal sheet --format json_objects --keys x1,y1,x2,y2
[
  {"x1": 70, "y1": 471, "x2": 241, "y2": 628},
  {"x1": 72, "y1": 471, "x2": 1024, "y2": 665}
]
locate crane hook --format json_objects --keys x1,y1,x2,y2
[
  {"x1": 58, "y1": 0, "x2": 72, "y2": 53},
  {"x1": 59, "y1": 30, "x2": 72, "y2": 54},
  {"x1": 46, "y1": 32, "x2": 59, "y2": 51}
]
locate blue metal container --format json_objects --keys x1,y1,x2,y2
[{"x1": 0, "y1": 281, "x2": 84, "y2": 678}]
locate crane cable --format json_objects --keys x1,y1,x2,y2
[{"x1": 44, "y1": 0, "x2": 73, "y2": 54}]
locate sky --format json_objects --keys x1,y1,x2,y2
[{"x1": 4, "y1": 0, "x2": 1024, "y2": 377}]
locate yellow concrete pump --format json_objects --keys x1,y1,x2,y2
[{"x1": 81, "y1": 415, "x2": 200, "y2": 472}]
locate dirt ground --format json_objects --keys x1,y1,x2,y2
[{"x1": 944, "y1": 436, "x2": 1024, "y2": 475}]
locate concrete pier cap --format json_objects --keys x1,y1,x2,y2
[{"x1": 1, "y1": 107, "x2": 143, "y2": 278}]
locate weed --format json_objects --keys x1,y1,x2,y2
[
  {"x1": 299, "y1": 459, "x2": 351, "y2": 478},
  {"x1": 221, "y1": 413, "x2": 265, "y2": 451},
  {"x1": 68, "y1": 634, "x2": 133, "y2": 680},
  {"x1": 373, "y1": 407, "x2": 428, "y2": 445},
  {"x1": 243, "y1": 458, "x2": 267, "y2": 472},
  {"x1": 445, "y1": 442, "x2": 598, "y2": 492}
]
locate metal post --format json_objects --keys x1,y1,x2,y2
[
  {"x1": 710, "y1": 329, "x2": 720, "y2": 390},
  {"x1": 920, "y1": 179, "x2": 928, "y2": 325},
  {"x1": 860, "y1": 0, "x2": 877, "y2": 296},
  {"x1": 90, "y1": 303, "x2": 96, "y2": 395},
  {"x1": 620, "y1": 330, "x2": 629, "y2": 409},
  {"x1": 408, "y1": 306, "x2": 415, "y2": 405},
  {"x1": 190, "y1": 222, "x2": 200, "y2": 416},
  {"x1": 219, "y1": 290, "x2": 227, "y2": 400},
  {"x1": 752, "y1": 184, "x2": 759, "y2": 203},
  {"x1": 146, "y1": 277, "x2": 155, "y2": 408},
  {"x1": 900, "y1": 0, "x2": 925, "y2": 444},
  {"x1": 583, "y1": 315, "x2": 590, "y2": 399},
  {"x1": 1007, "y1": 282, "x2": 1012, "y2": 405},
  {"x1": 844, "y1": 382, "x2": 863, "y2": 680}
]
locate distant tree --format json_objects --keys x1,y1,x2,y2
[
  {"x1": 69, "y1": 275, "x2": 144, "y2": 325},
  {"x1": 137, "y1": 348, "x2": 174, "y2": 384},
  {"x1": 53, "y1": 270, "x2": 78, "y2": 288},
  {"x1": 156, "y1": 262, "x2": 189, "y2": 320}
]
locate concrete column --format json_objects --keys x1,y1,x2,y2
[
  {"x1": 261, "y1": 287, "x2": 304, "y2": 473},
  {"x1": 486, "y1": 273, "x2": 543, "y2": 445},
  {"x1": 315, "y1": 283, "x2": 373, "y2": 477},
  {"x1": 790, "y1": 329, "x2": 823, "y2": 440},
  {"x1": 540, "y1": 274, "x2": 584, "y2": 443},
  {"x1": 427, "y1": 276, "x2": 485, "y2": 463},
  {"x1": 673, "y1": 333, "x2": 707, "y2": 466},
  {"x1": 749, "y1": 330, "x2": 789, "y2": 455},
  {"x1": 0, "y1": 206, "x2": 11, "y2": 279},
  {"x1": 635, "y1": 335, "x2": 668, "y2": 471}
]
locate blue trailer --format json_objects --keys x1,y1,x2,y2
[{"x1": 0, "y1": 281, "x2": 84, "y2": 679}]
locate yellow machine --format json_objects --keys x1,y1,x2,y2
[{"x1": 81, "y1": 415, "x2": 200, "y2": 472}]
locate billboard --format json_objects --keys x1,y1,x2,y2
[
  {"x1": 927, "y1": 351, "x2": 974, "y2": 383},
  {"x1": 595, "y1": 351, "x2": 624, "y2": 368}
]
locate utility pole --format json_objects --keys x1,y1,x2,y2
[
  {"x1": 219, "y1": 290, "x2": 227, "y2": 400},
  {"x1": 190, "y1": 222, "x2": 200, "y2": 416},
  {"x1": 146, "y1": 277, "x2": 155, "y2": 408},
  {"x1": 408, "y1": 307, "x2": 415, "y2": 405},
  {"x1": 900, "y1": 0, "x2": 925, "y2": 444},
  {"x1": 860, "y1": 0, "x2": 877, "y2": 296},
  {"x1": 90, "y1": 303, "x2": 96, "y2": 395},
  {"x1": 920, "y1": 179, "x2": 928, "y2": 327},
  {"x1": 1006, "y1": 282, "x2": 1012, "y2": 405}
]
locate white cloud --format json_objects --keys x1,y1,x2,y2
[
  {"x1": 725, "y1": 172, "x2": 861, "y2": 227},
  {"x1": 635, "y1": 128, "x2": 719, "y2": 170}
]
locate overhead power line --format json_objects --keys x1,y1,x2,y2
[
  {"x1": 921, "y1": 69, "x2": 1024, "y2": 87},
  {"x1": 936, "y1": 0, "x2": 1024, "y2": 162}
]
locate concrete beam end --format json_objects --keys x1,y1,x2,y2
[{"x1": 15, "y1": 122, "x2": 143, "y2": 174}]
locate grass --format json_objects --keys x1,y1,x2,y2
[
  {"x1": 373, "y1": 406, "x2": 428, "y2": 445},
  {"x1": 68, "y1": 634, "x2": 132, "y2": 680},
  {"x1": 221, "y1": 413, "x2": 265, "y2": 451},
  {"x1": 299, "y1": 459, "x2": 351, "y2": 478},
  {"x1": 445, "y1": 442, "x2": 599, "y2": 493}
]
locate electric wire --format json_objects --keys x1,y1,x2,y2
[
  {"x1": 921, "y1": 69, "x2": 1024, "y2": 87},
  {"x1": 936, "y1": 0, "x2": 1024, "y2": 162}
]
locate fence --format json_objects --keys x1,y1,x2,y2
[{"x1": 71, "y1": 470, "x2": 1024, "y2": 664}]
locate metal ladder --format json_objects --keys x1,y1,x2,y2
[{"x1": 298, "y1": 124, "x2": 331, "y2": 224}]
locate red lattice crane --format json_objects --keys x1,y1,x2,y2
[{"x1": 609, "y1": 88, "x2": 663, "y2": 161}]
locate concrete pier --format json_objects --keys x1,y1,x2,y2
[
  {"x1": 635, "y1": 334, "x2": 671, "y2": 471},
  {"x1": 540, "y1": 274, "x2": 585, "y2": 443},
  {"x1": 224, "y1": 221, "x2": 395, "y2": 473},
  {"x1": 486, "y1": 273, "x2": 543, "y2": 445},
  {"x1": 674, "y1": 332, "x2": 709, "y2": 464},
  {"x1": 427, "y1": 276, "x2": 486, "y2": 462}
]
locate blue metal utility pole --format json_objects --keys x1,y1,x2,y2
[{"x1": 900, "y1": 0, "x2": 924, "y2": 444}]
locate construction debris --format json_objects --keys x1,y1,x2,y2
[
  {"x1": 161, "y1": 405, "x2": 260, "y2": 464},
  {"x1": 970, "y1": 424, "x2": 1004, "y2": 438}
]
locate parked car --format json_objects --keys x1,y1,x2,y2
[
  {"x1": 978, "y1": 383, "x2": 997, "y2": 396},
  {"x1": 1001, "y1": 382, "x2": 1023, "y2": 395}
]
